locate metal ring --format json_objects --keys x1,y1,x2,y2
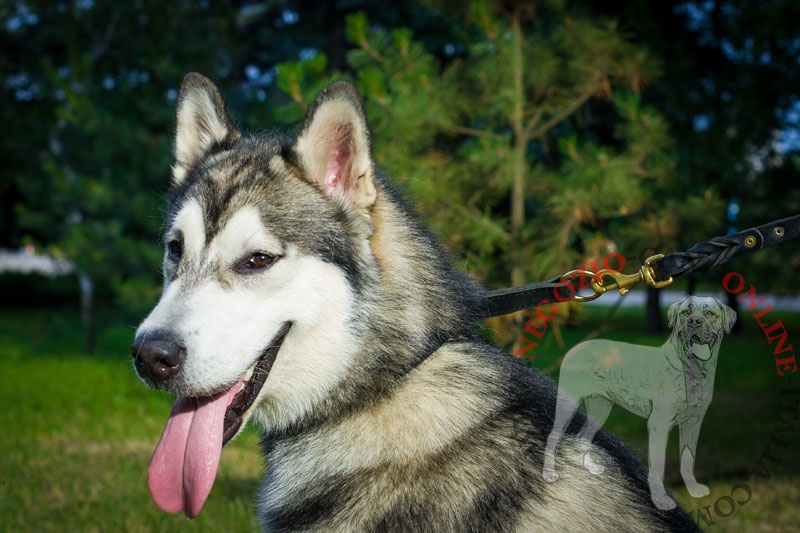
[
  {"x1": 744, "y1": 235, "x2": 757, "y2": 247},
  {"x1": 774, "y1": 226, "x2": 785, "y2": 238},
  {"x1": 560, "y1": 270, "x2": 603, "y2": 302}
]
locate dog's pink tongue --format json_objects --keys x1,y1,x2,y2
[
  {"x1": 148, "y1": 386, "x2": 238, "y2": 518},
  {"x1": 690, "y1": 342, "x2": 712, "y2": 361}
]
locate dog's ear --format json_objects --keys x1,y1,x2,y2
[
  {"x1": 667, "y1": 298, "x2": 686, "y2": 328},
  {"x1": 292, "y1": 81, "x2": 376, "y2": 217},
  {"x1": 719, "y1": 301, "x2": 738, "y2": 333},
  {"x1": 173, "y1": 73, "x2": 241, "y2": 184}
]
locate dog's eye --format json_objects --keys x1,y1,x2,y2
[
  {"x1": 238, "y1": 252, "x2": 277, "y2": 273},
  {"x1": 167, "y1": 240, "x2": 183, "y2": 261}
]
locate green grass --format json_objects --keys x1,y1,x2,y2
[
  {"x1": 1, "y1": 304, "x2": 799, "y2": 531},
  {"x1": 0, "y1": 308, "x2": 262, "y2": 532}
]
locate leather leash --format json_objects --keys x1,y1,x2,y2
[{"x1": 480, "y1": 213, "x2": 800, "y2": 319}]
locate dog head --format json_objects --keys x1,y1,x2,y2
[
  {"x1": 130, "y1": 74, "x2": 382, "y2": 517},
  {"x1": 667, "y1": 295, "x2": 736, "y2": 362},
  {"x1": 132, "y1": 73, "x2": 378, "y2": 406}
]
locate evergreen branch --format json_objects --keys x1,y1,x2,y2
[
  {"x1": 525, "y1": 108, "x2": 544, "y2": 131},
  {"x1": 89, "y1": 11, "x2": 120, "y2": 65},
  {"x1": 358, "y1": 39, "x2": 385, "y2": 63},
  {"x1": 527, "y1": 81, "x2": 601, "y2": 139},
  {"x1": 287, "y1": 80, "x2": 307, "y2": 112},
  {"x1": 445, "y1": 125, "x2": 505, "y2": 141},
  {"x1": 631, "y1": 151, "x2": 653, "y2": 177},
  {"x1": 454, "y1": 204, "x2": 511, "y2": 242}
]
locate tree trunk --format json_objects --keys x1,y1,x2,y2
[
  {"x1": 509, "y1": 9, "x2": 527, "y2": 289},
  {"x1": 507, "y1": 9, "x2": 529, "y2": 351},
  {"x1": 644, "y1": 286, "x2": 662, "y2": 334},
  {"x1": 724, "y1": 273, "x2": 743, "y2": 334},
  {"x1": 79, "y1": 271, "x2": 95, "y2": 354}
]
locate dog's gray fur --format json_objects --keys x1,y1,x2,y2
[
  {"x1": 543, "y1": 296, "x2": 736, "y2": 511},
  {"x1": 133, "y1": 73, "x2": 698, "y2": 531}
]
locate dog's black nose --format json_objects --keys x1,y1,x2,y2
[
  {"x1": 131, "y1": 334, "x2": 185, "y2": 382},
  {"x1": 687, "y1": 316, "x2": 703, "y2": 328}
]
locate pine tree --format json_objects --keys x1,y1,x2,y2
[{"x1": 276, "y1": 1, "x2": 722, "y2": 346}]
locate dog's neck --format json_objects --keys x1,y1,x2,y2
[{"x1": 366, "y1": 178, "x2": 484, "y2": 352}]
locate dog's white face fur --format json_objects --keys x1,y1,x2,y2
[{"x1": 136, "y1": 209, "x2": 356, "y2": 429}]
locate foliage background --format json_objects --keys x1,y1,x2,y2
[{"x1": 3, "y1": 0, "x2": 798, "y2": 321}]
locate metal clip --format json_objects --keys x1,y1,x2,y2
[
  {"x1": 641, "y1": 254, "x2": 673, "y2": 288},
  {"x1": 562, "y1": 254, "x2": 673, "y2": 303},
  {"x1": 592, "y1": 269, "x2": 645, "y2": 297}
]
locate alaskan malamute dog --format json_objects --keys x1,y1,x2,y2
[{"x1": 132, "y1": 73, "x2": 697, "y2": 531}]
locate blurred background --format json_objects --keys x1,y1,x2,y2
[{"x1": 1, "y1": 1, "x2": 799, "y2": 531}]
